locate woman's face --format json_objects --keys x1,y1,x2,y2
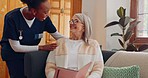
[
  {"x1": 70, "y1": 15, "x2": 84, "y2": 34},
  {"x1": 34, "y1": 1, "x2": 50, "y2": 21}
]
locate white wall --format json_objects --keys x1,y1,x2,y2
[
  {"x1": 82, "y1": 0, "x2": 130, "y2": 50},
  {"x1": 106, "y1": 0, "x2": 131, "y2": 50},
  {"x1": 82, "y1": 0, "x2": 107, "y2": 49}
]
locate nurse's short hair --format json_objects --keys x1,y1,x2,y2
[
  {"x1": 74, "y1": 13, "x2": 92, "y2": 44},
  {"x1": 20, "y1": 0, "x2": 47, "y2": 9}
]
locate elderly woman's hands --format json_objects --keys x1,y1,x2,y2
[{"x1": 39, "y1": 43, "x2": 57, "y2": 51}]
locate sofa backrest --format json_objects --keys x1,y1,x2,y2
[
  {"x1": 24, "y1": 51, "x2": 49, "y2": 78},
  {"x1": 24, "y1": 50, "x2": 114, "y2": 78},
  {"x1": 105, "y1": 51, "x2": 148, "y2": 78},
  {"x1": 102, "y1": 50, "x2": 115, "y2": 63}
]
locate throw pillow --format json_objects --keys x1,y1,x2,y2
[{"x1": 102, "y1": 65, "x2": 140, "y2": 78}]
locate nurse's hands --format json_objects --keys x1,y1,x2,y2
[{"x1": 39, "y1": 43, "x2": 57, "y2": 51}]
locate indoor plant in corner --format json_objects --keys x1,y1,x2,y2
[{"x1": 105, "y1": 7, "x2": 140, "y2": 51}]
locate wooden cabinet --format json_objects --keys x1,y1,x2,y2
[
  {"x1": 0, "y1": 0, "x2": 24, "y2": 78},
  {"x1": 46, "y1": 0, "x2": 71, "y2": 44},
  {"x1": 0, "y1": 0, "x2": 24, "y2": 39},
  {"x1": 0, "y1": 0, "x2": 7, "y2": 39},
  {"x1": 46, "y1": 0, "x2": 82, "y2": 44},
  {"x1": 7, "y1": 0, "x2": 24, "y2": 11},
  {"x1": 71, "y1": 0, "x2": 82, "y2": 18},
  {"x1": 0, "y1": 0, "x2": 8, "y2": 78}
]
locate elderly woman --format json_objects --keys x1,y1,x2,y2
[{"x1": 45, "y1": 13, "x2": 104, "y2": 78}]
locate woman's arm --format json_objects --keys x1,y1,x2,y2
[
  {"x1": 87, "y1": 41, "x2": 104, "y2": 78},
  {"x1": 45, "y1": 51, "x2": 56, "y2": 78}
]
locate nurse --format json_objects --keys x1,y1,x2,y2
[{"x1": 1, "y1": 0, "x2": 63, "y2": 78}]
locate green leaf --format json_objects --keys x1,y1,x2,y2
[
  {"x1": 118, "y1": 39, "x2": 124, "y2": 48},
  {"x1": 105, "y1": 21, "x2": 119, "y2": 28},
  {"x1": 119, "y1": 17, "x2": 131, "y2": 27},
  {"x1": 119, "y1": 48, "x2": 126, "y2": 51},
  {"x1": 124, "y1": 31, "x2": 133, "y2": 41},
  {"x1": 127, "y1": 21, "x2": 141, "y2": 33},
  {"x1": 119, "y1": 24, "x2": 124, "y2": 30},
  {"x1": 138, "y1": 45, "x2": 148, "y2": 51},
  {"x1": 126, "y1": 43, "x2": 137, "y2": 51},
  {"x1": 111, "y1": 49, "x2": 120, "y2": 52},
  {"x1": 117, "y1": 7, "x2": 126, "y2": 18},
  {"x1": 111, "y1": 33, "x2": 123, "y2": 37}
]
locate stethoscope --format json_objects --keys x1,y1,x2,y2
[{"x1": 18, "y1": 30, "x2": 23, "y2": 40}]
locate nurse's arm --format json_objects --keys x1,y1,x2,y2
[
  {"x1": 39, "y1": 43, "x2": 57, "y2": 51},
  {"x1": 9, "y1": 39, "x2": 38, "y2": 52},
  {"x1": 50, "y1": 31, "x2": 65, "y2": 40}
]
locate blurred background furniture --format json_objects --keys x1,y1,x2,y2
[
  {"x1": 24, "y1": 50, "x2": 115, "y2": 78},
  {"x1": 24, "y1": 50, "x2": 148, "y2": 78}
]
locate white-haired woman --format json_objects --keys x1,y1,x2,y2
[{"x1": 45, "y1": 13, "x2": 104, "y2": 78}]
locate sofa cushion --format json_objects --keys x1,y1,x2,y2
[
  {"x1": 105, "y1": 51, "x2": 148, "y2": 78},
  {"x1": 102, "y1": 65, "x2": 140, "y2": 78}
]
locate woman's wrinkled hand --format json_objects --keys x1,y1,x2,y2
[{"x1": 39, "y1": 43, "x2": 57, "y2": 51}]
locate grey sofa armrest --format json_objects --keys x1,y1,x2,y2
[
  {"x1": 24, "y1": 51, "x2": 49, "y2": 78},
  {"x1": 102, "y1": 50, "x2": 115, "y2": 63}
]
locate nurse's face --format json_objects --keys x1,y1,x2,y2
[{"x1": 34, "y1": 1, "x2": 50, "y2": 21}]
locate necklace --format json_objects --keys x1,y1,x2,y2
[{"x1": 19, "y1": 30, "x2": 23, "y2": 40}]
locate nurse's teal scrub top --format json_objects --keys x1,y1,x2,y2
[{"x1": 1, "y1": 8, "x2": 57, "y2": 61}]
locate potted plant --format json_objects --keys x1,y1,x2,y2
[{"x1": 105, "y1": 7, "x2": 140, "y2": 51}]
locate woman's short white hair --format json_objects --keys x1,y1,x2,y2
[{"x1": 74, "y1": 13, "x2": 92, "y2": 44}]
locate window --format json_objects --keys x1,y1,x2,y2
[
  {"x1": 130, "y1": 0, "x2": 148, "y2": 47},
  {"x1": 137, "y1": 0, "x2": 148, "y2": 37}
]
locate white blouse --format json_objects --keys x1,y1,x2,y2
[{"x1": 66, "y1": 39, "x2": 83, "y2": 70}]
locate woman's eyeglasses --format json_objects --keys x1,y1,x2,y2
[{"x1": 69, "y1": 19, "x2": 82, "y2": 24}]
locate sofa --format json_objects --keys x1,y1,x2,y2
[{"x1": 24, "y1": 50, "x2": 148, "y2": 78}]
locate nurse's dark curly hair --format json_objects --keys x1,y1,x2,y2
[{"x1": 21, "y1": 0, "x2": 47, "y2": 9}]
